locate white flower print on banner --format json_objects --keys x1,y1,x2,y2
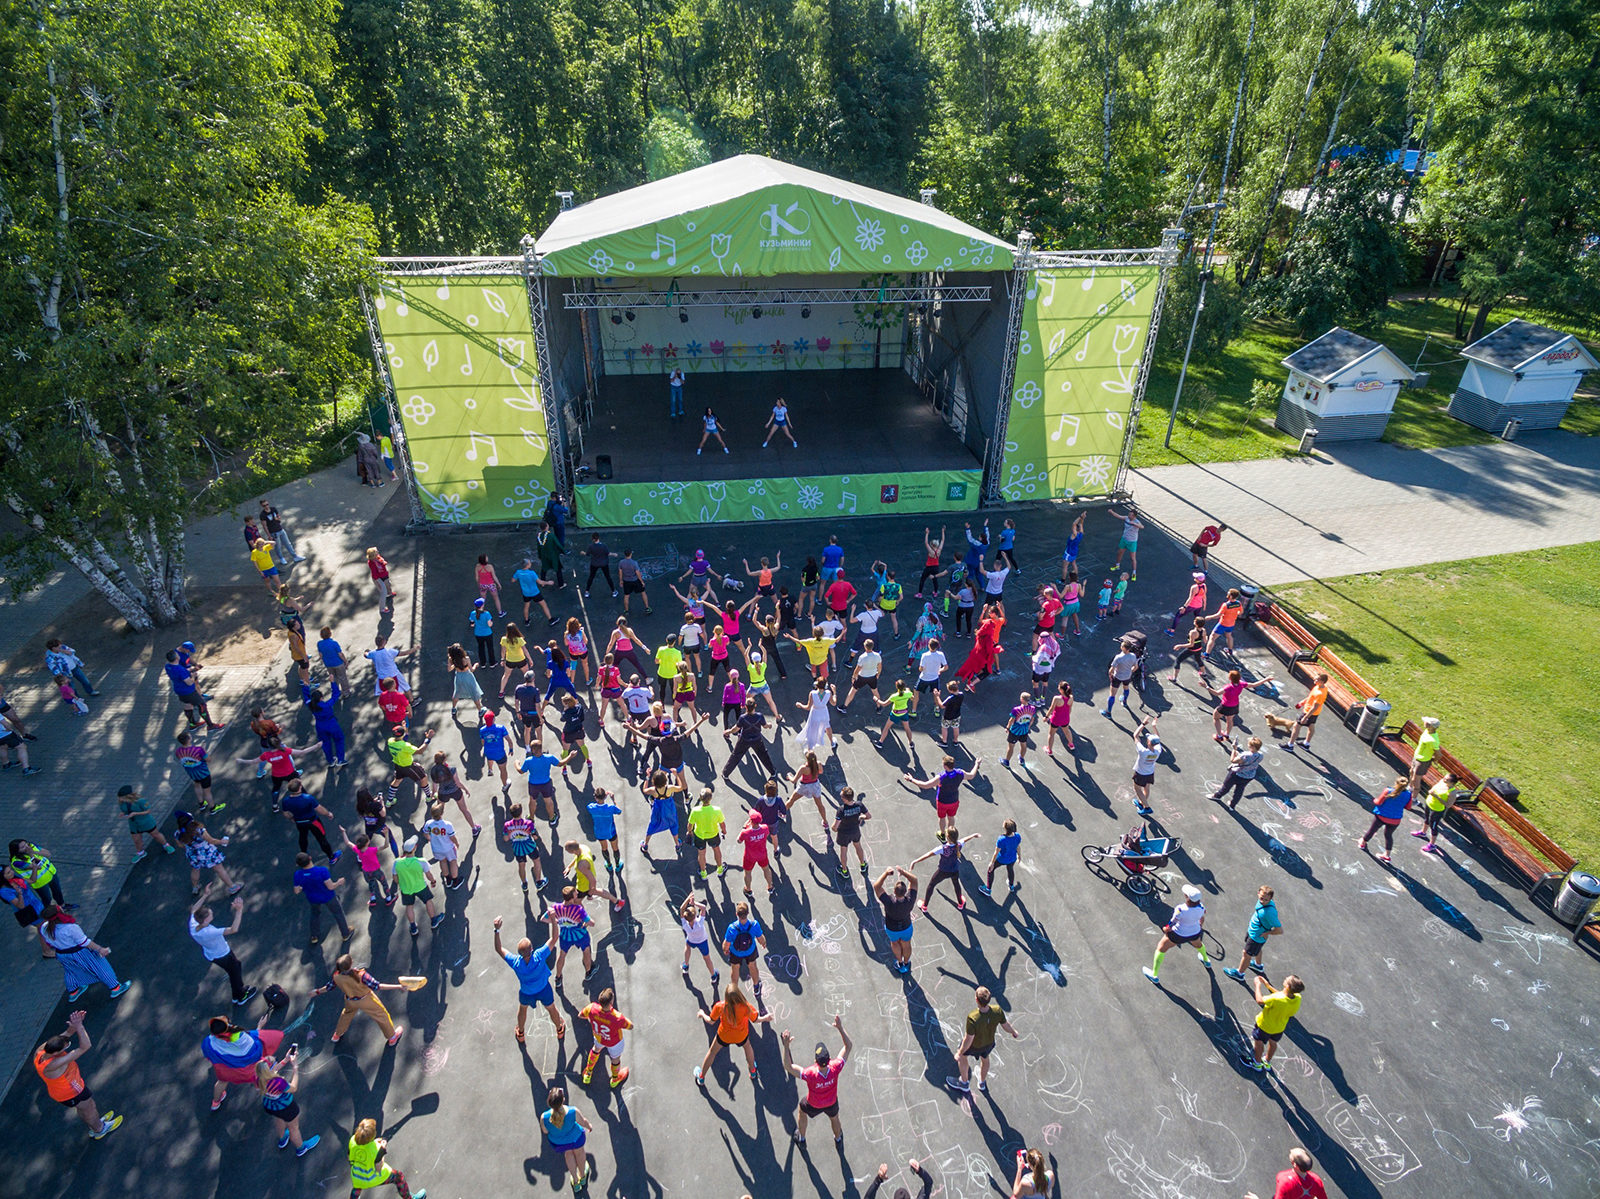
[
  {"x1": 631, "y1": 509, "x2": 657, "y2": 525},
  {"x1": 1075, "y1": 455, "x2": 1112, "y2": 489},
  {"x1": 587, "y1": 249, "x2": 615, "y2": 276},
  {"x1": 854, "y1": 218, "x2": 885, "y2": 254},
  {"x1": 401, "y1": 395, "x2": 436, "y2": 425},
  {"x1": 797, "y1": 483, "x2": 825, "y2": 511},
  {"x1": 905, "y1": 240, "x2": 929, "y2": 266},
  {"x1": 425, "y1": 491, "x2": 471, "y2": 523},
  {"x1": 1014, "y1": 380, "x2": 1043, "y2": 409}
]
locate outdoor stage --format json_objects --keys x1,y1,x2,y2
[{"x1": 573, "y1": 368, "x2": 984, "y2": 527}]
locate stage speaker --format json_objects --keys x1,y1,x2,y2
[{"x1": 596, "y1": 455, "x2": 613, "y2": 480}]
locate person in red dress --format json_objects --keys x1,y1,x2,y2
[{"x1": 955, "y1": 602, "x2": 1006, "y2": 688}]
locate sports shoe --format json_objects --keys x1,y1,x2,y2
[
  {"x1": 278, "y1": 1131, "x2": 291, "y2": 1150},
  {"x1": 956, "y1": 897, "x2": 966, "y2": 910},
  {"x1": 163, "y1": 844, "x2": 177, "y2": 854},
  {"x1": 297, "y1": 1134, "x2": 320, "y2": 1156},
  {"x1": 234, "y1": 985, "x2": 259, "y2": 1006},
  {"x1": 696, "y1": 448, "x2": 702, "y2": 456},
  {"x1": 1223, "y1": 967, "x2": 1245, "y2": 980},
  {"x1": 91, "y1": 1113, "x2": 124, "y2": 1139},
  {"x1": 131, "y1": 851, "x2": 147, "y2": 864},
  {"x1": 976, "y1": 1078, "x2": 987, "y2": 1093},
  {"x1": 1411, "y1": 828, "x2": 1428, "y2": 838},
  {"x1": 108, "y1": 982, "x2": 130, "y2": 999},
  {"x1": 722, "y1": 447, "x2": 729, "y2": 454},
  {"x1": 410, "y1": 921, "x2": 420, "y2": 937},
  {"x1": 976, "y1": 883, "x2": 992, "y2": 897},
  {"x1": 430, "y1": 912, "x2": 445, "y2": 928},
  {"x1": 944, "y1": 1076, "x2": 969, "y2": 1092},
  {"x1": 694, "y1": 1066, "x2": 706, "y2": 1087},
  {"x1": 611, "y1": 1066, "x2": 629, "y2": 1088},
  {"x1": 328, "y1": 850, "x2": 343, "y2": 866},
  {"x1": 1378, "y1": 853, "x2": 1392, "y2": 863},
  {"x1": 387, "y1": 1027, "x2": 406, "y2": 1046},
  {"x1": 1420, "y1": 842, "x2": 1438, "y2": 853},
  {"x1": 1142, "y1": 967, "x2": 1161, "y2": 986},
  {"x1": 1249, "y1": 961, "x2": 1267, "y2": 974}
]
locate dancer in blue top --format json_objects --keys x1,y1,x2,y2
[
  {"x1": 542, "y1": 644, "x2": 579, "y2": 709},
  {"x1": 696, "y1": 407, "x2": 729, "y2": 455},
  {"x1": 493, "y1": 914, "x2": 564, "y2": 1043},
  {"x1": 585, "y1": 789, "x2": 623, "y2": 875},
  {"x1": 1358, "y1": 777, "x2": 1412, "y2": 864},
  {"x1": 1059, "y1": 511, "x2": 1086, "y2": 582},
  {"x1": 979, "y1": 819, "x2": 1022, "y2": 896},
  {"x1": 301, "y1": 685, "x2": 347, "y2": 767},
  {"x1": 165, "y1": 649, "x2": 221, "y2": 729},
  {"x1": 478, "y1": 711, "x2": 512, "y2": 792}
]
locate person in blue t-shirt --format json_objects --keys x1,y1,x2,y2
[
  {"x1": 291, "y1": 851, "x2": 350, "y2": 945},
  {"x1": 980, "y1": 819, "x2": 1023, "y2": 896},
  {"x1": 469, "y1": 600, "x2": 498, "y2": 668},
  {"x1": 996, "y1": 518, "x2": 1018, "y2": 570},
  {"x1": 585, "y1": 789, "x2": 623, "y2": 873},
  {"x1": 518, "y1": 747, "x2": 577, "y2": 823},
  {"x1": 165, "y1": 649, "x2": 220, "y2": 729},
  {"x1": 1059, "y1": 512, "x2": 1086, "y2": 582},
  {"x1": 818, "y1": 537, "x2": 845, "y2": 598},
  {"x1": 494, "y1": 915, "x2": 564, "y2": 1041},
  {"x1": 512, "y1": 558, "x2": 556, "y2": 626},
  {"x1": 300, "y1": 683, "x2": 347, "y2": 766},
  {"x1": 478, "y1": 712, "x2": 512, "y2": 790},
  {"x1": 315, "y1": 627, "x2": 348, "y2": 699},
  {"x1": 1226, "y1": 885, "x2": 1283, "y2": 980}
]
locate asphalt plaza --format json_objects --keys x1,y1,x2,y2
[{"x1": 2, "y1": 500, "x2": 1597, "y2": 1199}]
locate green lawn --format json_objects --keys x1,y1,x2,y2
[
  {"x1": 1271, "y1": 544, "x2": 1600, "y2": 867},
  {"x1": 1132, "y1": 292, "x2": 1598, "y2": 467}
]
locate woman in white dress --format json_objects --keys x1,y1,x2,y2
[{"x1": 796, "y1": 685, "x2": 836, "y2": 755}]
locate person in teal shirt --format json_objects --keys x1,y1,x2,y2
[{"x1": 1226, "y1": 885, "x2": 1283, "y2": 979}]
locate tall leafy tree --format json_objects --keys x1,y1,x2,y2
[{"x1": 0, "y1": 0, "x2": 374, "y2": 628}]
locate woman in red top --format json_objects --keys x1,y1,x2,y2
[
  {"x1": 956, "y1": 602, "x2": 1006, "y2": 688},
  {"x1": 365, "y1": 547, "x2": 393, "y2": 614}
]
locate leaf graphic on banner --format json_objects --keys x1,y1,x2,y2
[
  {"x1": 422, "y1": 340, "x2": 440, "y2": 371},
  {"x1": 502, "y1": 395, "x2": 542, "y2": 412},
  {"x1": 482, "y1": 289, "x2": 509, "y2": 317},
  {"x1": 1105, "y1": 409, "x2": 1124, "y2": 429},
  {"x1": 521, "y1": 427, "x2": 547, "y2": 451},
  {"x1": 828, "y1": 246, "x2": 842, "y2": 270},
  {"x1": 1046, "y1": 328, "x2": 1066, "y2": 360}
]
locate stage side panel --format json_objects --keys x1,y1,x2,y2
[
  {"x1": 576, "y1": 470, "x2": 981, "y2": 527},
  {"x1": 998, "y1": 266, "x2": 1158, "y2": 501},
  {"x1": 375, "y1": 275, "x2": 556, "y2": 523},
  {"x1": 910, "y1": 272, "x2": 1011, "y2": 454},
  {"x1": 598, "y1": 273, "x2": 904, "y2": 375}
]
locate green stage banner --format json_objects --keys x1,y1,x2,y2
[
  {"x1": 374, "y1": 275, "x2": 556, "y2": 524},
  {"x1": 543, "y1": 186, "x2": 1013, "y2": 279},
  {"x1": 998, "y1": 267, "x2": 1158, "y2": 502},
  {"x1": 576, "y1": 470, "x2": 982, "y2": 527}
]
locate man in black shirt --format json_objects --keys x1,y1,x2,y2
[
  {"x1": 513, "y1": 670, "x2": 543, "y2": 750},
  {"x1": 722, "y1": 699, "x2": 775, "y2": 780},
  {"x1": 832, "y1": 787, "x2": 870, "y2": 880},
  {"x1": 585, "y1": 534, "x2": 618, "y2": 598}
]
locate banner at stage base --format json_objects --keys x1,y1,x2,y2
[
  {"x1": 373, "y1": 275, "x2": 556, "y2": 524},
  {"x1": 576, "y1": 470, "x2": 982, "y2": 527},
  {"x1": 999, "y1": 266, "x2": 1158, "y2": 502}
]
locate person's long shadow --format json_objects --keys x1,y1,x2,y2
[
  {"x1": 1284, "y1": 1023, "x2": 1357, "y2": 1104},
  {"x1": 900, "y1": 975, "x2": 962, "y2": 1081},
  {"x1": 1153, "y1": 968, "x2": 1262, "y2": 1081},
  {"x1": 992, "y1": 895, "x2": 1067, "y2": 987},
  {"x1": 700, "y1": 1081, "x2": 782, "y2": 1189},
  {"x1": 1271, "y1": 1069, "x2": 1384, "y2": 1199},
  {"x1": 333, "y1": 1039, "x2": 398, "y2": 1122},
  {"x1": 1425, "y1": 832, "x2": 1530, "y2": 923},
  {"x1": 1384, "y1": 861, "x2": 1482, "y2": 941},
  {"x1": 595, "y1": 1094, "x2": 666, "y2": 1199},
  {"x1": 1226, "y1": 803, "x2": 1325, "y2": 890}
]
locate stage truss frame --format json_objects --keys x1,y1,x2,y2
[{"x1": 563, "y1": 285, "x2": 992, "y2": 310}]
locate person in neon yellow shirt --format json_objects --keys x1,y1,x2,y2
[
  {"x1": 686, "y1": 788, "x2": 726, "y2": 879},
  {"x1": 1413, "y1": 771, "x2": 1461, "y2": 853},
  {"x1": 348, "y1": 1116, "x2": 426, "y2": 1197},
  {"x1": 1409, "y1": 716, "x2": 1442, "y2": 793},
  {"x1": 654, "y1": 635, "x2": 683, "y2": 705},
  {"x1": 785, "y1": 623, "x2": 843, "y2": 684},
  {"x1": 874, "y1": 680, "x2": 916, "y2": 749},
  {"x1": 1242, "y1": 975, "x2": 1304, "y2": 1072}
]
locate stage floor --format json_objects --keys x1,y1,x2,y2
[{"x1": 582, "y1": 368, "x2": 979, "y2": 484}]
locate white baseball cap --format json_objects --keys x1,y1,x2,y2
[{"x1": 1182, "y1": 885, "x2": 1203, "y2": 903}]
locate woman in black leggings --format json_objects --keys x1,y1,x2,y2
[
  {"x1": 754, "y1": 614, "x2": 788, "y2": 679},
  {"x1": 1168, "y1": 616, "x2": 1207, "y2": 682},
  {"x1": 910, "y1": 829, "x2": 979, "y2": 911}
]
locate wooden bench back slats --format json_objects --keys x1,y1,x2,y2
[{"x1": 1314, "y1": 647, "x2": 1379, "y2": 701}]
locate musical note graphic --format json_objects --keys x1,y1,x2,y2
[
  {"x1": 1050, "y1": 414, "x2": 1081, "y2": 446},
  {"x1": 464, "y1": 432, "x2": 499, "y2": 465},
  {"x1": 836, "y1": 491, "x2": 857, "y2": 514},
  {"x1": 1119, "y1": 278, "x2": 1137, "y2": 306},
  {"x1": 1075, "y1": 332, "x2": 1091, "y2": 362},
  {"x1": 1080, "y1": 265, "x2": 1097, "y2": 290},
  {"x1": 652, "y1": 233, "x2": 677, "y2": 267},
  {"x1": 1037, "y1": 273, "x2": 1057, "y2": 306},
  {"x1": 460, "y1": 344, "x2": 474, "y2": 376}
]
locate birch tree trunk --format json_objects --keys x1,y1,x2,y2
[{"x1": 1277, "y1": 63, "x2": 1355, "y2": 276}]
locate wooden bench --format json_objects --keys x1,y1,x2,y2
[
  {"x1": 1254, "y1": 603, "x2": 1320, "y2": 673},
  {"x1": 1376, "y1": 719, "x2": 1481, "y2": 793}
]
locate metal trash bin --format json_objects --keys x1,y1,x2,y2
[
  {"x1": 1553, "y1": 870, "x2": 1600, "y2": 925},
  {"x1": 1298, "y1": 428, "x2": 1319, "y2": 454},
  {"x1": 1354, "y1": 697, "x2": 1389, "y2": 743},
  {"x1": 1239, "y1": 583, "x2": 1261, "y2": 625},
  {"x1": 1501, "y1": 418, "x2": 1522, "y2": 441}
]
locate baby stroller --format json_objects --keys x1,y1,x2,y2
[
  {"x1": 1113, "y1": 629, "x2": 1149, "y2": 692},
  {"x1": 1081, "y1": 824, "x2": 1179, "y2": 896}
]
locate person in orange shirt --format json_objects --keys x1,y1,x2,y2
[
  {"x1": 695, "y1": 982, "x2": 772, "y2": 1087},
  {"x1": 1290, "y1": 674, "x2": 1330, "y2": 750},
  {"x1": 35, "y1": 1010, "x2": 122, "y2": 1139}
]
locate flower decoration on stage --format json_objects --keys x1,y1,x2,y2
[
  {"x1": 1014, "y1": 380, "x2": 1043, "y2": 409},
  {"x1": 792, "y1": 337, "x2": 810, "y2": 355},
  {"x1": 855, "y1": 217, "x2": 886, "y2": 254},
  {"x1": 587, "y1": 249, "x2": 615, "y2": 275},
  {"x1": 709, "y1": 340, "x2": 725, "y2": 355},
  {"x1": 631, "y1": 509, "x2": 657, "y2": 525},
  {"x1": 797, "y1": 483, "x2": 825, "y2": 511},
  {"x1": 816, "y1": 337, "x2": 831, "y2": 352},
  {"x1": 400, "y1": 395, "x2": 436, "y2": 426},
  {"x1": 905, "y1": 240, "x2": 929, "y2": 266},
  {"x1": 1075, "y1": 455, "x2": 1112, "y2": 489},
  {"x1": 622, "y1": 348, "x2": 634, "y2": 361},
  {"x1": 770, "y1": 341, "x2": 787, "y2": 356},
  {"x1": 640, "y1": 344, "x2": 655, "y2": 357},
  {"x1": 425, "y1": 491, "x2": 472, "y2": 523},
  {"x1": 662, "y1": 343, "x2": 678, "y2": 360},
  {"x1": 686, "y1": 340, "x2": 703, "y2": 357},
  {"x1": 732, "y1": 341, "x2": 749, "y2": 356}
]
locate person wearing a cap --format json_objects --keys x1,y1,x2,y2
[
  {"x1": 468, "y1": 599, "x2": 497, "y2": 668},
  {"x1": 1144, "y1": 884, "x2": 1211, "y2": 986},
  {"x1": 1166, "y1": 571, "x2": 1208, "y2": 635},
  {"x1": 1130, "y1": 716, "x2": 1162, "y2": 816},
  {"x1": 392, "y1": 837, "x2": 444, "y2": 938},
  {"x1": 117, "y1": 784, "x2": 176, "y2": 862},
  {"x1": 736, "y1": 810, "x2": 774, "y2": 895},
  {"x1": 781, "y1": 1014, "x2": 852, "y2": 1146}
]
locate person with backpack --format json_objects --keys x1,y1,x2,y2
[{"x1": 721, "y1": 901, "x2": 767, "y2": 993}]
